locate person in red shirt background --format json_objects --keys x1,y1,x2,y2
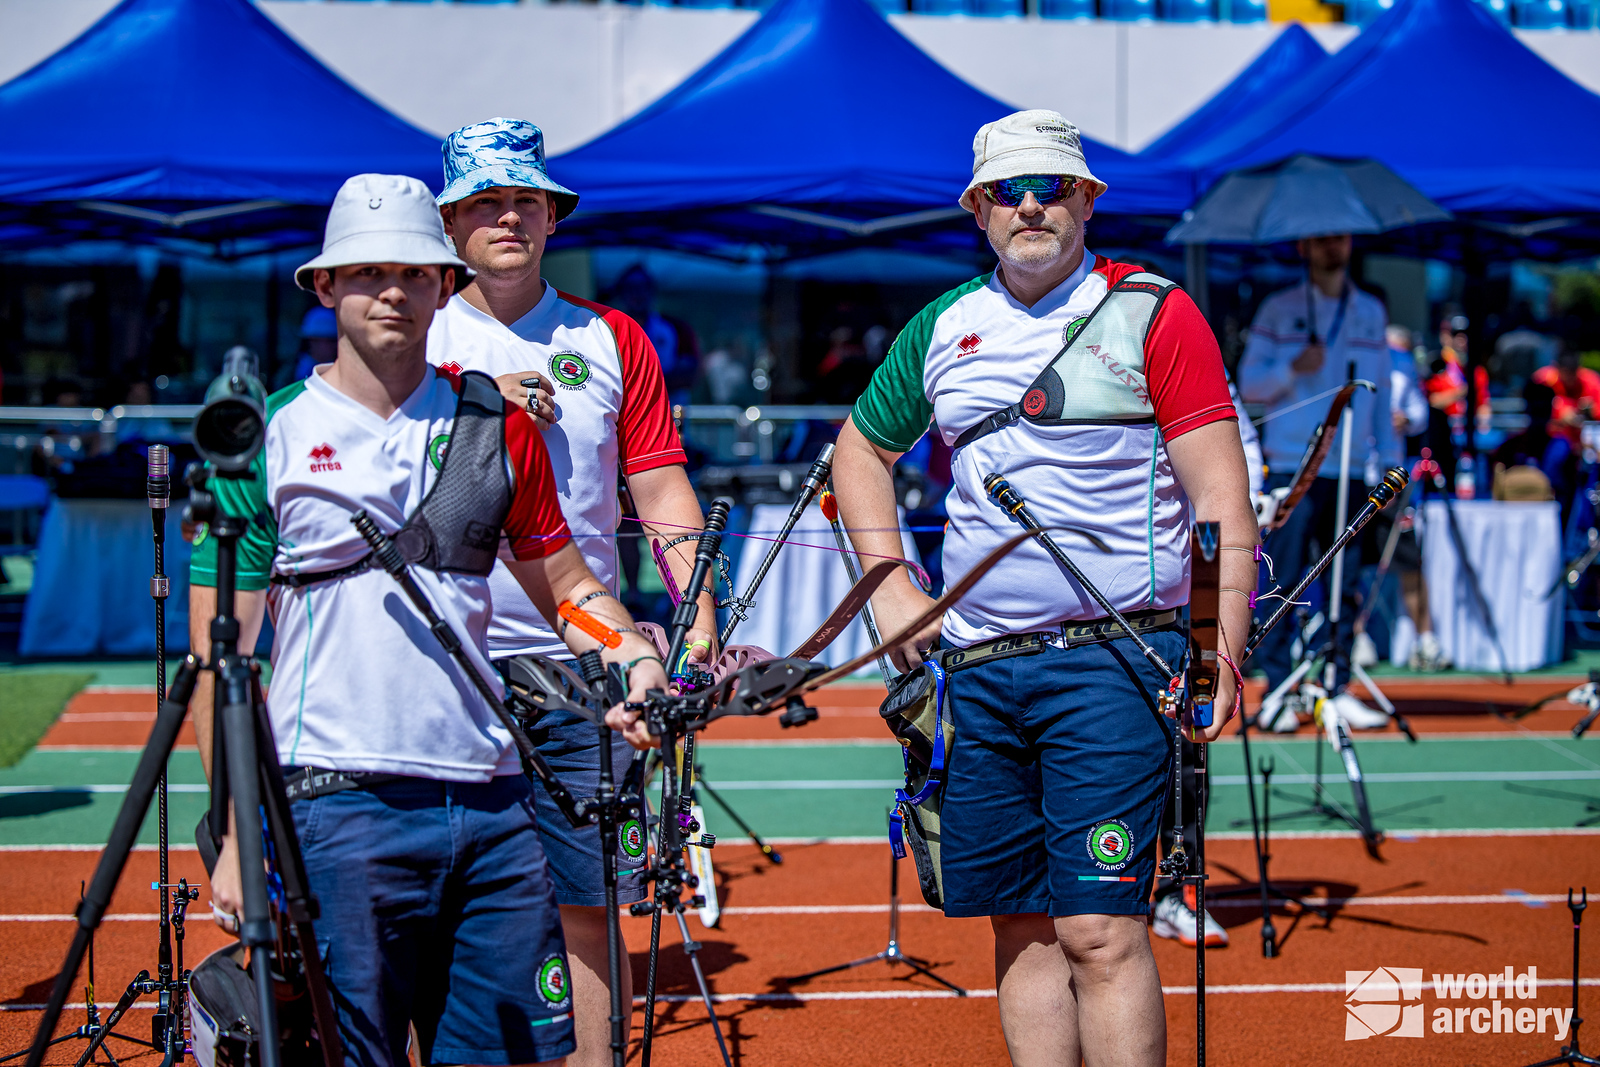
[{"x1": 1531, "y1": 340, "x2": 1600, "y2": 447}]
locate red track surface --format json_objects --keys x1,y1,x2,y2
[
  {"x1": 4, "y1": 835, "x2": 1598, "y2": 1065},
  {"x1": 36, "y1": 676, "x2": 1594, "y2": 748}
]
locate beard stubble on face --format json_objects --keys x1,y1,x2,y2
[{"x1": 988, "y1": 208, "x2": 1081, "y2": 273}]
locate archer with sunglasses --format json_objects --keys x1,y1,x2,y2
[{"x1": 833, "y1": 109, "x2": 1256, "y2": 1067}]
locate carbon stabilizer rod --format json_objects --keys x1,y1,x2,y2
[
  {"x1": 721, "y1": 446, "x2": 833, "y2": 647},
  {"x1": 984, "y1": 473, "x2": 1176, "y2": 683},
  {"x1": 350, "y1": 510, "x2": 585, "y2": 827},
  {"x1": 1242, "y1": 467, "x2": 1408, "y2": 664}
]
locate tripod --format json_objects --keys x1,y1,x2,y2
[
  {"x1": 0, "y1": 886, "x2": 134, "y2": 1067},
  {"x1": 1522, "y1": 888, "x2": 1598, "y2": 1067},
  {"x1": 786, "y1": 815, "x2": 966, "y2": 995},
  {"x1": 23, "y1": 466, "x2": 343, "y2": 1067},
  {"x1": 1216, "y1": 725, "x2": 1332, "y2": 957},
  {"x1": 635, "y1": 499, "x2": 737, "y2": 1067}
]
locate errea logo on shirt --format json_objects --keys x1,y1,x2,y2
[
  {"x1": 957, "y1": 333, "x2": 982, "y2": 357},
  {"x1": 437, "y1": 361, "x2": 464, "y2": 376},
  {"x1": 308, "y1": 444, "x2": 342, "y2": 473}
]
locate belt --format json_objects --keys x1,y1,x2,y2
[
  {"x1": 270, "y1": 554, "x2": 376, "y2": 589},
  {"x1": 940, "y1": 608, "x2": 1180, "y2": 673},
  {"x1": 281, "y1": 766, "x2": 402, "y2": 803}
]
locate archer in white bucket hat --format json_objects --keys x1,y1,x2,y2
[
  {"x1": 296, "y1": 174, "x2": 470, "y2": 290},
  {"x1": 959, "y1": 109, "x2": 1107, "y2": 213}
]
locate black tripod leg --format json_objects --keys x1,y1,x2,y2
[
  {"x1": 695, "y1": 772, "x2": 782, "y2": 864},
  {"x1": 23, "y1": 658, "x2": 201, "y2": 1067},
  {"x1": 249, "y1": 675, "x2": 345, "y2": 1067},
  {"x1": 1237, "y1": 725, "x2": 1278, "y2": 957},
  {"x1": 216, "y1": 659, "x2": 283, "y2": 1067},
  {"x1": 71, "y1": 977, "x2": 147, "y2": 1067},
  {"x1": 671, "y1": 911, "x2": 733, "y2": 1067}
]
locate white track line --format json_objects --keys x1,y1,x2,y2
[
  {"x1": 0, "y1": 784, "x2": 208, "y2": 794},
  {"x1": 7, "y1": 981, "x2": 1599, "y2": 1012},
  {"x1": 2, "y1": 893, "x2": 1570, "y2": 923}
]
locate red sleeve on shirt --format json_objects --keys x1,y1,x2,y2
[
  {"x1": 503, "y1": 400, "x2": 572, "y2": 561},
  {"x1": 558, "y1": 292, "x2": 687, "y2": 476},
  {"x1": 1138, "y1": 277, "x2": 1235, "y2": 440}
]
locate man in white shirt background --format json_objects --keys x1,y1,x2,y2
[{"x1": 1237, "y1": 233, "x2": 1400, "y2": 730}]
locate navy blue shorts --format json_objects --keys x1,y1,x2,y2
[
  {"x1": 939, "y1": 630, "x2": 1183, "y2": 919},
  {"x1": 523, "y1": 703, "x2": 649, "y2": 908},
  {"x1": 290, "y1": 774, "x2": 576, "y2": 1066}
]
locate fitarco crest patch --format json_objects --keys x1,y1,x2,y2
[
  {"x1": 619, "y1": 818, "x2": 645, "y2": 861},
  {"x1": 549, "y1": 351, "x2": 591, "y2": 390},
  {"x1": 537, "y1": 954, "x2": 571, "y2": 1008},
  {"x1": 1087, "y1": 819, "x2": 1134, "y2": 870}
]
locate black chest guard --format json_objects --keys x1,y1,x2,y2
[{"x1": 273, "y1": 370, "x2": 512, "y2": 588}]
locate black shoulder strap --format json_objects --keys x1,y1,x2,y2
[{"x1": 271, "y1": 370, "x2": 512, "y2": 588}]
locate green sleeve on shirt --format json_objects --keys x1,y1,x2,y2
[
  {"x1": 850, "y1": 274, "x2": 989, "y2": 453},
  {"x1": 189, "y1": 380, "x2": 303, "y2": 590}
]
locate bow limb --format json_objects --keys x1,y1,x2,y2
[
  {"x1": 1266, "y1": 382, "x2": 1358, "y2": 532},
  {"x1": 786, "y1": 557, "x2": 915, "y2": 661},
  {"x1": 801, "y1": 527, "x2": 1061, "y2": 691}
]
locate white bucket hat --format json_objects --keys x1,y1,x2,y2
[
  {"x1": 960, "y1": 109, "x2": 1107, "y2": 212},
  {"x1": 296, "y1": 174, "x2": 471, "y2": 291}
]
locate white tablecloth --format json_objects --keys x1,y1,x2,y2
[
  {"x1": 724, "y1": 504, "x2": 920, "y2": 669},
  {"x1": 1420, "y1": 500, "x2": 1561, "y2": 672},
  {"x1": 21, "y1": 499, "x2": 192, "y2": 657}
]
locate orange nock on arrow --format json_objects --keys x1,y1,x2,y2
[
  {"x1": 558, "y1": 600, "x2": 623, "y2": 649},
  {"x1": 819, "y1": 490, "x2": 839, "y2": 522}
]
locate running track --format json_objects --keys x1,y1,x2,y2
[{"x1": 2, "y1": 678, "x2": 1598, "y2": 1064}]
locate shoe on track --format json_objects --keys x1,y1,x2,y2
[
  {"x1": 1331, "y1": 691, "x2": 1390, "y2": 730},
  {"x1": 1352, "y1": 631, "x2": 1379, "y2": 668},
  {"x1": 1152, "y1": 887, "x2": 1228, "y2": 948},
  {"x1": 1416, "y1": 631, "x2": 1451, "y2": 672},
  {"x1": 1257, "y1": 688, "x2": 1300, "y2": 733}
]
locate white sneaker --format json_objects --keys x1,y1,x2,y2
[
  {"x1": 1152, "y1": 886, "x2": 1229, "y2": 948},
  {"x1": 1330, "y1": 691, "x2": 1390, "y2": 730},
  {"x1": 1257, "y1": 687, "x2": 1301, "y2": 733},
  {"x1": 1412, "y1": 631, "x2": 1451, "y2": 673},
  {"x1": 1352, "y1": 631, "x2": 1379, "y2": 668}
]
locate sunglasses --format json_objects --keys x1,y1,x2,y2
[{"x1": 983, "y1": 175, "x2": 1085, "y2": 208}]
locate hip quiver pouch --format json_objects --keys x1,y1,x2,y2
[
  {"x1": 881, "y1": 661, "x2": 949, "y2": 910},
  {"x1": 879, "y1": 634, "x2": 1047, "y2": 910}
]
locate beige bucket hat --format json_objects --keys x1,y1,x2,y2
[{"x1": 960, "y1": 109, "x2": 1107, "y2": 212}]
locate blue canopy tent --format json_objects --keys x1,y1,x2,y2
[
  {"x1": 1180, "y1": 0, "x2": 1600, "y2": 260},
  {"x1": 550, "y1": 0, "x2": 1193, "y2": 261},
  {"x1": 1141, "y1": 24, "x2": 1327, "y2": 164},
  {"x1": 0, "y1": 0, "x2": 443, "y2": 255}
]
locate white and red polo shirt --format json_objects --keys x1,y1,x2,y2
[
  {"x1": 428, "y1": 284, "x2": 686, "y2": 657},
  {"x1": 851, "y1": 254, "x2": 1235, "y2": 647},
  {"x1": 189, "y1": 365, "x2": 571, "y2": 781}
]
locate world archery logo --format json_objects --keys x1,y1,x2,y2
[
  {"x1": 1063, "y1": 316, "x2": 1089, "y2": 347},
  {"x1": 549, "y1": 351, "x2": 591, "y2": 389},
  {"x1": 1023, "y1": 388, "x2": 1048, "y2": 417},
  {"x1": 1087, "y1": 820, "x2": 1133, "y2": 870},
  {"x1": 1345, "y1": 968, "x2": 1424, "y2": 1040},
  {"x1": 428, "y1": 433, "x2": 450, "y2": 471},
  {"x1": 619, "y1": 818, "x2": 645, "y2": 860},
  {"x1": 537, "y1": 955, "x2": 571, "y2": 1008}
]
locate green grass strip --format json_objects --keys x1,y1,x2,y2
[{"x1": 0, "y1": 672, "x2": 93, "y2": 768}]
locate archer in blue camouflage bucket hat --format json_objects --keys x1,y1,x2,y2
[{"x1": 438, "y1": 118, "x2": 579, "y2": 221}]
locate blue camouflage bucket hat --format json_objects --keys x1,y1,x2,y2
[{"x1": 438, "y1": 118, "x2": 579, "y2": 221}]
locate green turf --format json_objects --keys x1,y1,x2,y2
[
  {"x1": 4, "y1": 736, "x2": 1597, "y2": 846},
  {"x1": 0, "y1": 671, "x2": 93, "y2": 768}
]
